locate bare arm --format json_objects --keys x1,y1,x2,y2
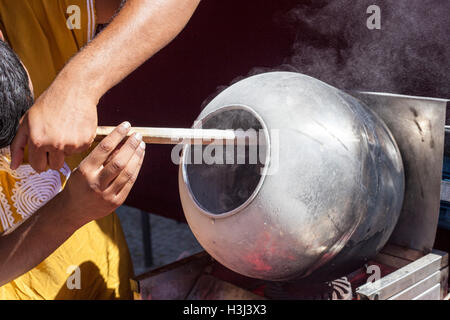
[
  {"x1": 76, "y1": 0, "x2": 201, "y2": 98},
  {"x1": 10, "y1": 0, "x2": 201, "y2": 171},
  {"x1": 0, "y1": 123, "x2": 144, "y2": 286},
  {"x1": 0, "y1": 191, "x2": 81, "y2": 286}
]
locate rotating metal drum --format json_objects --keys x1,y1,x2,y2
[{"x1": 178, "y1": 72, "x2": 405, "y2": 282}]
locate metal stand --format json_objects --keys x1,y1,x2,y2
[{"x1": 141, "y1": 210, "x2": 153, "y2": 268}]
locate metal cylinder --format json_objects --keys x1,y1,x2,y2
[{"x1": 178, "y1": 72, "x2": 405, "y2": 282}]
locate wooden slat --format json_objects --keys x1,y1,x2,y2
[
  {"x1": 186, "y1": 275, "x2": 264, "y2": 300},
  {"x1": 96, "y1": 126, "x2": 261, "y2": 145},
  {"x1": 133, "y1": 251, "x2": 211, "y2": 300},
  {"x1": 374, "y1": 252, "x2": 411, "y2": 269},
  {"x1": 380, "y1": 244, "x2": 424, "y2": 262}
]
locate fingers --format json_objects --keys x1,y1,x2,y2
[
  {"x1": 10, "y1": 115, "x2": 95, "y2": 172},
  {"x1": 28, "y1": 137, "x2": 48, "y2": 173},
  {"x1": 107, "y1": 140, "x2": 145, "y2": 196},
  {"x1": 48, "y1": 150, "x2": 66, "y2": 171},
  {"x1": 97, "y1": 132, "x2": 143, "y2": 190},
  {"x1": 103, "y1": 139, "x2": 127, "y2": 167},
  {"x1": 84, "y1": 121, "x2": 131, "y2": 168},
  {"x1": 116, "y1": 144, "x2": 145, "y2": 200},
  {"x1": 10, "y1": 118, "x2": 29, "y2": 170}
]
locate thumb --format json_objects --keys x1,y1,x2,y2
[{"x1": 10, "y1": 120, "x2": 29, "y2": 170}]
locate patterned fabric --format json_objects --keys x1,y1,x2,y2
[
  {"x1": 0, "y1": 147, "x2": 70, "y2": 234},
  {"x1": 0, "y1": 0, "x2": 96, "y2": 97}
]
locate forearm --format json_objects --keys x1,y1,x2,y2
[
  {"x1": 3, "y1": 123, "x2": 145, "y2": 286},
  {"x1": 0, "y1": 193, "x2": 81, "y2": 286},
  {"x1": 56, "y1": 0, "x2": 201, "y2": 101}
]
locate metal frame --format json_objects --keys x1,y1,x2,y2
[
  {"x1": 356, "y1": 247, "x2": 449, "y2": 300},
  {"x1": 352, "y1": 92, "x2": 448, "y2": 252}
]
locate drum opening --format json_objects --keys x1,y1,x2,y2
[{"x1": 182, "y1": 106, "x2": 269, "y2": 216}]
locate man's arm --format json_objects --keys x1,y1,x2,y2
[
  {"x1": 0, "y1": 122, "x2": 145, "y2": 286},
  {"x1": 72, "y1": 0, "x2": 201, "y2": 100},
  {"x1": 10, "y1": 0, "x2": 201, "y2": 171}
]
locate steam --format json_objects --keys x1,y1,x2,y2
[
  {"x1": 278, "y1": 0, "x2": 450, "y2": 98},
  {"x1": 204, "y1": 0, "x2": 449, "y2": 104}
]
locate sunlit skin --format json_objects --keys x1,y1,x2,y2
[
  {"x1": 10, "y1": 0, "x2": 201, "y2": 172},
  {"x1": 0, "y1": 122, "x2": 145, "y2": 286}
]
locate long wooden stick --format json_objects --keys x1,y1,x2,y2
[{"x1": 95, "y1": 126, "x2": 262, "y2": 145}]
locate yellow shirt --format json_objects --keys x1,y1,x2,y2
[
  {"x1": 0, "y1": 0, "x2": 97, "y2": 97},
  {"x1": 0, "y1": 1, "x2": 133, "y2": 299}
]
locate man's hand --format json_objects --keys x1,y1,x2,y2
[
  {"x1": 0, "y1": 122, "x2": 145, "y2": 285},
  {"x1": 10, "y1": 0, "x2": 199, "y2": 172},
  {"x1": 10, "y1": 77, "x2": 99, "y2": 172},
  {"x1": 61, "y1": 121, "x2": 145, "y2": 226}
]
